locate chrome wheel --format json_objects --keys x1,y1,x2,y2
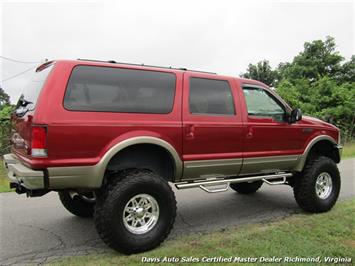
[
  {"x1": 123, "y1": 194, "x2": 159, "y2": 234},
  {"x1": 315, "y1": 172, "x2": 333, "y2": 199}
]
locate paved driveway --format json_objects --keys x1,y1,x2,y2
[{"x1": 0, "y1": 159, "x2": 354, "y2": 264}]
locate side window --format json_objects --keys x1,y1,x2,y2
[
  {"x1": 64, "y1": 66, "x2": 176, "y2": 114},
  {"x1": 242, "y1": 86, "x2": 285, "y2": 119},
  {"x1": 189, "y1": 78, "x2": 235, "y2": 115}
]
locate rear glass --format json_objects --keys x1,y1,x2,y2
[
  {"x1": 189, "y1": 78, "x2": 235, "y2": 115},
  {"x1": 17, "y1": 64, "x2": 53, "y2": 107},
  {"x1": 64, "y1": 66, "x2": 176, "y2": 114}
]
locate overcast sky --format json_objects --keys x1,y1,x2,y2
[{"x1": 0, "y1": 0, "x2": 353, "y2": 103}]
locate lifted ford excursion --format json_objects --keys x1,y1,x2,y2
[{"x1": 4, "y1": 59, "x2": 342, "y2": 254}]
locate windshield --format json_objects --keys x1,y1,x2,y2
[{"x1": 16, "y1": 64, "x2": 53, "y2": 114}]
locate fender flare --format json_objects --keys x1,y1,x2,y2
[
  {"x1": 97, "y1": 136, "x2": 183, "y2": 183},
  {"x1": 294, "y1": 135, "x2": 337, "y2": 172}
]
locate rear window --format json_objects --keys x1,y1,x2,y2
[
  {"x1": 17, "y1": 64, "x2": 53, "y2": 107},
  {"x1": 189, "y1": 78, "x2": 235, "y2": 115},
  {"x1": 64, "y1": 66, "x2": 176, "y2": 114}
]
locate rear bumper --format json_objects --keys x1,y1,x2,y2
[
  {"x1": 3, "y1": 154, "x2": 45, "y2": 190},
  {"x1": 3, "y1": 153, "x2": 102, "y2": 191}
]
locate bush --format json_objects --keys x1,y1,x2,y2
[{"x1": 0, "y1": 105, "x2": 14, "y2": 155}]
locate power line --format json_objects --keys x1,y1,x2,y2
[
  {"x1": 0, "y1": 56, "x2": 41, "y2": 64},
  {"x1": 1, "y1": 66, "x2": 37, "y2": 83}
]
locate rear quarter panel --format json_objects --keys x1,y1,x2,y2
[{"x1": 33, "y1": 61, "x2": 183, "y2": 168}]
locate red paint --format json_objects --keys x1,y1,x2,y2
[{"x1": 11, "y1": 60, "x2": 340, "y2": 170}]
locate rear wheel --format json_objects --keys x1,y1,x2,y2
[
  {"x1": 230, "y1": 181, "x2": 263, "y2": 194},
  {"x1": 58, "y1": 191, "x2": 96, "y2": 217},
  {"x1": 94, "y1": 169, "x2": 176, "y2": 254},
  {"x1": 293, "y1": 156, "x2": 341, "y2": 213}
]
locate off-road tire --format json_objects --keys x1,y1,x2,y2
[
  {"x1": 58, "y1": 191, "x2": 95, "y2": 218},
  {"x1": 294, "y1": 156, "x2": 341, "y2": 213},
  {"x1": 94, "y1": 169, "x2": 177, "y2": 254},
  {"x1": 230, "y1": 181, "x2": 263, "y2": 194}
]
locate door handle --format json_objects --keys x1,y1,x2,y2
[
  {"x1": 186, "y1": 124, "x2": 195, "y2": 139},
  {"x1": 246, "y1": 128, "x2": 253, "y2": 139}
]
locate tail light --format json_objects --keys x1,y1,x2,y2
[{"x1": 31, "y1": 125, "x2": 47, "y2": 157}]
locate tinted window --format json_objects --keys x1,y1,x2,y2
[
  {"x1": 64, "y1": 66, "x2": 176, "y2": 114},
  {"x1": 189, "y1": 78, "x2": 235, "y2": 115},
  {"x1": 242, "y1": 86, "x2": 284, "y2": 118},
  {"x1": 17, "y1": 64, "x2": 54, "y2": 108}
]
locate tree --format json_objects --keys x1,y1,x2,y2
[
  {"x1": 277, "y1": 36, "x2": 344, "y2": 83},
  {"x1": 241, "y1": 60, "x2": 278, "y2": 87},
  {"x1": 0, "y1": 88, "x2": 13, "y2": 155},
  {"x1": 276, "y1": 36, "x2": 355, "y2": 141},
  {"x1": 242, "y1": 36, "x2": 354, "y2": 141},
  {"x1": 277, "y1": 77, "x2": 355, "y2": 142},
  {"x1": 337, "y1": 55, "x2": 355, "y2": 83},
  {"x1": 0, "y1": 87, "x2": 10, "y2": 109}
]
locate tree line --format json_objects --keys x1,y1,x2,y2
[
  {"x1": 242, "y1": 36, "x2": 354, "y2": 142},
  {"x1": 0, "y1": 87, "x2": 13, "y2": 155}
]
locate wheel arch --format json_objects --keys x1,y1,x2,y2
[
  {"x1": 294, "y1": 135, "x2": 340, "y2": 172},
  {"x1": 97, "y1": 136, "x2": 183, "y2": 185}
]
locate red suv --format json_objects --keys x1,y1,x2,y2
[{"x1": 4, "y1": 59, "x2": 342, "y2": 254}]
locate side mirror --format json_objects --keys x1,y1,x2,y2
[{"x1": 289, "y1": 108, "x2": 302, "y2": 124}]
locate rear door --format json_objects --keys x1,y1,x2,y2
[{"x1": 182, "y1": 73, "x2": 244, "y2": 180}]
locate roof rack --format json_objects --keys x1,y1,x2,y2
[{"x1": 77, "y1": 58, "x2": 216, "y2": 74}]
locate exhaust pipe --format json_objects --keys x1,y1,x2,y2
[{"x1": 11, "y1": 183, "x2": 27, "y2": 194}]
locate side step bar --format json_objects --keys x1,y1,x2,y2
[{"x1": 175, "y1": 173, "x2": 292, "y2": 192}]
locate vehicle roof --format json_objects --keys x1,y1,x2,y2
[{"x1": 39, "y1": 59, "x2": 269, "y2": 87}]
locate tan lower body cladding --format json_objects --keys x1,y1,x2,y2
[{"x1": 182, "y1": 155, "x2": 299, "y2": 180}]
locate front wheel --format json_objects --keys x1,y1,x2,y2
[
  {"x1": 94, "y1": 169, "x2": 176, "y2": 254},
  {"x1": 293, "y1": 156, "x2": 341, "y2": 213}
]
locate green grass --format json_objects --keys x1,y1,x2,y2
[
  {"x1": 343, "y1": 142, "x2": 355, "y2": 159},
  {"x1": 51, "y1": 199, "x2": 355, "y2": 266},
  {"x1": 0, "y1": 159, "x2": 13, "y2": 192}
]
